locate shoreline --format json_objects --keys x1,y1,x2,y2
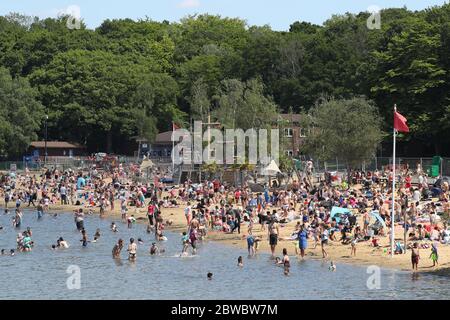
[{"x1": 8, "y1": 200, "x2": 450, "y2": 277}]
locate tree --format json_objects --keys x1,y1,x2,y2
[
  {"x1": 212, "y1": 78, "x2": 279, "y2": 130},
  {"x1": 302, "y1": 97, "x2": 383, "y2": 179},
  {"x1": 29, "y1": 50, "x2": 160, "y2": 152},
  {"x1": 0, "y1": 67, "x2": 44, "y2": 158}
]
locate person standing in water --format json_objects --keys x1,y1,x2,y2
[
  {"x1": 37, "y1": 202, "x2": 44, "y2": 219},
  {"x1": 411, "y1": 242, "x2": 420, "y2": 271},
  {"x1": 127, "y1": 238, "x2": 137, "y2": 261},
  {"x1": 80, "y1": 229, "x2": 88, "y2": 247},
  {"x1": 268, "y1": 218, "x2": 280, "y2": 258},
  {"x1": 74, "y1": 209, "x2": 85, "y2": 231},
  {"x1": 14, "y1": 209, "x2": 23, "y2": 229},
  {"x1": 112, "y1": 239, "x2": 124, "y2": 259},
  {"x1": 279, "y1": 248, "x2": 290, "y2": 275}
]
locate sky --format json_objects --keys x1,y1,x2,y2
[{"x1": 0, "y1": 0, "x2": 448, "y2": 31}]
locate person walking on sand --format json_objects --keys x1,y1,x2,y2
[
  {"x1": 320, "y1": 225, "x2": 329, "y2": 259},
  {"x1": 268, "y1": 218, "x2": 280, "y2": 258},
  {"x1": 297, "y1": 225, "x2": 308, "y2": 259},
  {"x1": 430, "y1": 243, "x2": 438, "y2": 267},
  {"x1": 350, "y1": 237, "x2": 357, "y2": 256},
  {"x1": 411, "y1": 242, "x2": 420, "y2": 271}
]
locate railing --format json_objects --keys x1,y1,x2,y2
[{"x1": 311, "y1": 157, "x2": 450, "y2": 176}]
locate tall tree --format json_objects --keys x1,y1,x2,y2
[{"x1": 0, "y1": 67, "x2": 44, "y2": 158}]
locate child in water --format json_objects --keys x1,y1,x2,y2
[
  {"x1": 127, "y1": 215, "x2": 136, "y2": 229},
  {"x1": 150, "y1": 243, "x2": 159, "y2": 255},
  {"x1": 237, "y1": 256, "x2": 243, "y2": 267},
  {"x1": 329, "y1": 261, "x2": 336, "y2": 271},
  {"x1": 93, "y1": 229, "x2": 101, "y2": 242},
  {"x1": 110, "y1": 222, "x2": 118, "y2": 232},
  {"x1": 181, "y1": 232, "x2": 189, "y2": 255}
]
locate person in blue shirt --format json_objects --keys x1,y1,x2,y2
[
  {"x1": 247, "y1": 232, "x2": 255, "y2": 256},
  {"x1": 76, "y1": 176, "x2": 86, "y2": 190},
  {"x1": 298, "y1": 225, "x2": 308, "y2": 258}
]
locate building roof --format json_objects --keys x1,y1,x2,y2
[
  {"x1": 154, "y1": 131, "x2": 174, "y2": 145},
  {"x1": 30, "y1": 141, "x2": 86, "y2": 149},
  {"x1": 279, "y1": 114, "x2": 302, "y2": 123}
]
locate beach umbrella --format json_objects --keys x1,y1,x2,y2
[
  {"x1": 370, "y1": 210, "x2": 387, "y2": 229},
  {"x1": 330, "y1": 206, "x2": 352, "y2": 223}
]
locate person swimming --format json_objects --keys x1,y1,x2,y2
[
  {"x1": 138, "y1": 238, "x2": 144, "y2": 245},
  {"x1": 93, "y1": 228, "x2": 101, "y2": 242},
  {"x1": 10, "y1": 249, "x2": 15, "y2": 256},
  {"x1": 57, "y1": 237, "x2": 69, "y2": 248},
  {"x1": 238, "y1": 256, "x2": 243, "y2": 267},
  {"x1": 207, "y1": 272, "x2": 213, "y2": 280}
]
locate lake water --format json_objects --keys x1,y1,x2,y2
[{"x1": 0, "y1": 210, "x2": 448, "y2": 300}]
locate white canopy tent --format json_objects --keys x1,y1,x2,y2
[{"x1": 261, "y1": 160, "x2": 281, "y2": 176}]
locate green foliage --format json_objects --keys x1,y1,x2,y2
[
  {"x1": 0, "y1": 67, "x2": 44, "y2": 157},
  {"x1": 1, "y1": 3, "x2": 450, "y2": 156},
  {"x1": 303, "y1": 97, "x2": 383, "y2": 167}
]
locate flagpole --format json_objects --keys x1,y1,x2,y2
[
  {"x1": 391, "y1": 104, "x2": 397, "y2": 257},
  {"x1": 172, "y1": 122, "x2": 175, "y2": 174}
]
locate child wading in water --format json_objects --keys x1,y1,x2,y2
[
  {"x1": 278, "y1": 248, "x2": 290, "y2": 276},
  {"x1": 411, "y1": 242, "x2": 420, "y2": 271}
]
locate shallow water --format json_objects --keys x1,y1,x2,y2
[{"x1": 0, "y1": 210, "x2": 448, "y2": 300}]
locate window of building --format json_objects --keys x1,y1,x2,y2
[
  {"x1": 300, "y1": 128, "x2": 307, "y2": 137},
  {"x1": 284, "y1": 128, "x2": 293, "y2": 137}
]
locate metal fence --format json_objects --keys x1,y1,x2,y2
[{"x1": 312, "y1": 157, "x2": 450, "y2": 176}]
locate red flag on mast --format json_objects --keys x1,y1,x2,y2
[{"x1": 394, "y1": 110, "x2": 409, "y2": 133}]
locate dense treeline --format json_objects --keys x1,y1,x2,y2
[{"x1": 0, "y1": 4, "x2": 449, "y2": 157}]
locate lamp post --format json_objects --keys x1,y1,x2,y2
[{"x1": 44, "y1": 115, "x2": 48, "y2": 166}]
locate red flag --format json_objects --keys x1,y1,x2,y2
[
  {"x1": 172, "y1": 122, "x2": 180, "y2": 131},
  {"x1": 394, "y1": 111, "x2": 409, "y2": 133}
]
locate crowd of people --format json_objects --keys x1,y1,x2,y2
[{"x1": 0, "y1": 161, "x2": 449, "y2": 274}]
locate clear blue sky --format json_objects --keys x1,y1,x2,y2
[{"x1": 1, "y1": 0, "x2": 448, "y2": 30}]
